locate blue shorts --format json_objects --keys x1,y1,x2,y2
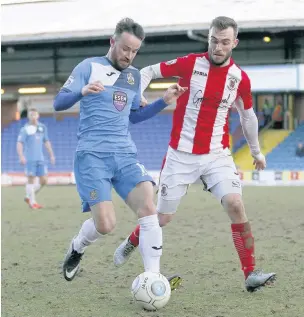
[
  {"x1": 25, "y1": 161, "x2": 48, "y2": 177},
  {"x1": 74, "y1": 151, "x2": 155, "y2": 212}
]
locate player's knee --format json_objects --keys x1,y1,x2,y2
[
  {"x1": 27, "y1": 176, "x2": 35, "y2": 184},
  {"x1": 91, "y1": 202, "x2": 116, "y2": 234},
  {"x1": 222, "y1": 193, "x2": 247, "y2": 223},
  {"x1": 158, "y1": 213, "x2": 174, "y2": 227},
  {"x1": 222, "y1": 194, "x2": 244, "y2": 212},
  {"x1": 138, "y1": 201, "x2": 156, "y2": 218},
  {"x1": 94, "y1": 218, "x2": 116, "y2": 234},
  {"x1": 40, "y1": 177, "x2": 47, "y2": 186}
]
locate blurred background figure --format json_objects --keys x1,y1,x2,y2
[
  {"x1": 16, "y1": 108, "x2": 55, "y2": 209},
  {"x1": 272, "y1": 100, "x2": 283, "y2": 129},
  {"x1": 20, "y1": 104, "x2": 28, "y2": 118},
  {"x1": 296, "y1": 142, "x2": 304, "y2": 157},
  {"x1": 262, "y1": 98, "x2": 272, "y2": 127}
]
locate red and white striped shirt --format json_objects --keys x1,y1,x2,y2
[{"x1": 159, "y1": 52, "x2": 252, "y2": 154}]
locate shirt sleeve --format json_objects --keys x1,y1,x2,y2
[
  {"x1": 234, "y1": 101, "x2": 261, "y2": 156},
  {"x1": 159, "y1": 55, "x2": 190, "y2": 78},
  {"x1": 237, "y1": 71, "x2": 253, "y2": 110},
  {"x1": 61, "y1": 59, "x2": 91, "y2": 94},
  {"x1": 43, "y1": 125, "x2": 49, "y2": 142},
  {"x1": 53, "y1": 90, "x2": 83, "y2": 111},
  {"x1": 129, "y1": 98, "x2": 168, "y2": 124},
  {"x1": 17, "y1": 127, "x2": 27, "y2": 143},
  {"x1": 140, "y1": 55, "x2": 190, "y2": 93},
  {"x1": 131, "y1": 79, "x2": 141, "y2": 110}
]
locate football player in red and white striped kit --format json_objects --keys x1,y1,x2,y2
[{"x1": 114, "y1": 16, "x2": 276, "y2": 292}]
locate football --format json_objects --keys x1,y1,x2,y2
[{"x1": 131, "y1": 272, "x2": 171, "y2": 311}]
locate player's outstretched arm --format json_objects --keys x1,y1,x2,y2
[
  {"x1": 16, "y1": 141, "x2": 26, "y2": 165},
  {"x1": 235, "y1": 99, "x2": 266, "y2": 170},
  {"x1": 129, "y1": 98, "x2": 168, "y2": 124},
  {"x1": 54, "y1": 60, "x2": 100, "y2": 111},
  {"x1": 53, "y1": 89, "x2": 83, "y2": 111},
  {"x1": 129, "y1": 84, "x2": 187, "y2": 124},
  {"x1": 140, "y1": 57, "x2": 186, "y2": 94},
  {"x1": 53, "y1": 81, "x2": 105, "y2": 111},
  {"x1": 44, "y1": 141, "x2": 55, "y2": 165},
  {"x1": 16, "y1": 128, "x2": 26, "y2": 165},
  {"x1": 140, "y1": 64, "x2": 163, "y2": 93}
]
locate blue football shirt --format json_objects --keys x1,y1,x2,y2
[
  {"x1": 62, "y1": 56, "x2": 142, "y2": 154},
  {"x1": 17, "y1": 123, "x2": 49, "y2": 162}
]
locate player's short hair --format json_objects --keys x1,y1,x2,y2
[
  {"x1": 28, "y1": 107, "x2": 38, "y2": 113},
  {"x1": 114, "y1": 17, "x2": 145, "y2": 41},
  {"x1": 210, "y1": 16, "x2": 238, "y2": 38}
]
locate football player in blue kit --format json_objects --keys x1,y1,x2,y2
[
  {"x1": 17, "y1": 108, "x2": 55, "y2": 209},
  {"x1": 54, "y1": 17, "x2": 186, "y2": 287}
]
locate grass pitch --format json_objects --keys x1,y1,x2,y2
[{"x1": 2, "y1": 185, "x2": 304, "y2": 317}]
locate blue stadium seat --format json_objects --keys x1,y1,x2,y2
[
  {"x1": 266, "y1": 124, "x2": 304, "y2": 170},
  {"x1": 1, "y1": 117, "x2": 78, "y2": 173},
  {"x1": 2, "y1": 115, "x2": 303, "y2": 172}
]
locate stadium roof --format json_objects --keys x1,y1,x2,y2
[{"x1": 2, "y1": 0, "x2": 304, "y2": 44}]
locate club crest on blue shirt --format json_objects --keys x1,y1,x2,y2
[
  {"x1": 127, "y1": 72, "x2": 135, "y2": 85},
  {"x1": 113, "y1": 91, "x2": 127, "y2": 111}
]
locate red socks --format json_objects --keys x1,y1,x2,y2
[
  {"x1": 129, "y1": 222, "x2": 255, "y2": 279},
  {"x1": 231, "y1": 222, "x2": 255, "y2": 279},
  {"x1": 129, "y1": 224, "x2": 140, "y2": 247}
]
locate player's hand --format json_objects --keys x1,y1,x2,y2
[
  {"x1": 163, "y1": 84, "x2": 188, "y2": 105},
  {"x1": 20, "y1": 156, "x2": 26, "y2": 165},
  {"x1": 252, "y1": 152, "x2": 266, "y2": 171},
  {"x1": 50, "y1": 156, "x2": 56, "y2": 165},
  {"x1": 81, "y1": 81, "x2": 105, "y2": 96},
  {"x1": 140, "y1": 95, "x2": 148, "y2": 107}
]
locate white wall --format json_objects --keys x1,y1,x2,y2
[{"x1": 2, "y1": 0, "x2": 304, "y2": 43}]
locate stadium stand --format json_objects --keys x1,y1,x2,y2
[
  {"x1": 2, "y1": 115, "x2": 171, "y2": 173},
  {"x1": 266, "y1": 123, "x2": 304, "y2": 170},
  {"x1": 2, "y1": 117, "x2": 77, "y2": 173},
  {"x1": 1, "y1": 0, "x2": 303, "y2": 186},
  {"x1": 2, "y1": 116, "x2": 304, "y2": 173}
]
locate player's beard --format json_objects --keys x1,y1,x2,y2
[
  {"x1": 112, "y1": 59, "x2": 128, "y2": 71},
  {"x1": 112, "y1": 54, "x2": 130, "y2": 71},
  {"x1": 209, "y1": 48, "x2": 232, "y2": 66},
  {"x1": 118, "y1": 59, "x2": 131, "y2": 70},
  {"x1": 108, "y1": 49, "x2": 129, "y2": 71}
]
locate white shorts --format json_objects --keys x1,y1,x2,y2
[{"x1": 157, "y1": 146, "x2": 242, "y2": 214}]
